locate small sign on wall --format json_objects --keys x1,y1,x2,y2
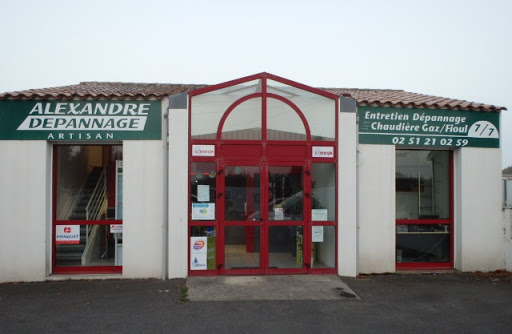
[
  {"x1": 312, "y1": 209, "x2": 328, "y2": 221},
  {"x1": 56, "y1": 225, "x2": 80, "y2": 244},
  {"x1": 190, "y1": 237, "x2": 208, "y2": 270},
  {"x1": 312, "y1": 226, "x2": 324, "y2": 242},
  {"x1": 192, "y1": 203, "x2": 215, "y2": 220},
  {"x1": 312, "y1": 146, "x2": 334, "y2": 158},
  {"x1": 192, "y1": 145, "x2": 215, "y2": 157},
  {"x1": 110, "y1": 224, "x2": 123, "y2": 233}
]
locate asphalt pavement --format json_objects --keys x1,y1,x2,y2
[{"x1": 1, "y1": 272, "x2": 511, "y2": 333}]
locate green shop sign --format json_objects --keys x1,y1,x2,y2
[
  {"x1": 0, "y1": 100, "x2": 162, "y2": 141},
  {"x1": 358, "y1": 107, "x2": 499, "y2": 148}
]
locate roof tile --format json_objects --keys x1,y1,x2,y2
[{"x1": 0, "y1": 82, "x2": 505, "y2": 112}]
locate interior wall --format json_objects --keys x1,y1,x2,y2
[
  {"x1": 0, "y1": 141, "x2": 50, "y2": 282},
  {"x1": 358, "y1": 144, "x2": 396, "y2": 273}
]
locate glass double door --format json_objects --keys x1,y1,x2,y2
[{"x1": 219, "y1": 162, "x2": 311, "y2": 274}]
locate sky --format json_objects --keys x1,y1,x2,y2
[{"x1": 1, "y1": 0, "x2": 510, "y2": 167}]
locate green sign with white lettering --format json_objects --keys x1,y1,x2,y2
[
  {"x1": 358, "y1": 107, "x2": 500, "y2": 148},
  {"x1": 0, "y1": 100, "x2": 162, "y2": 141}
]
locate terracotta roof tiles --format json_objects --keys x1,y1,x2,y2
[{"x1": 0, "y1": 82, "x2": 505, "y2": 112}]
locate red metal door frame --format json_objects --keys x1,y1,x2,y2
[
  {"x1": 188, "y1": 73, "x2": 339, "y2": 276},
  {"x1": 218, "y1": 160, "x2": 311, "y2": 275},
  {"x1": 395, "y1": 150, "x2": 454, "y2": 271},
  {"x1": 52, "y1": 145, "x2": 122, "y2": 274}
]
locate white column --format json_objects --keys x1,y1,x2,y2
[
  {"x1": 338, "y1": 112, "x2": 358, "y2": 277},
  {"x1": 168, "y1": 108, "x2": 189, "y2": 278}
]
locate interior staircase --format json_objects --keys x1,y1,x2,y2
[{"x1": 56, "y1": 167, "x2": 104, "y2": 265}]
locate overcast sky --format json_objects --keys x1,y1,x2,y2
[{"x1": 1, "y1": 0, "x2": 510, "y2": 167}]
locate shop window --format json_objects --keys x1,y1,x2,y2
[
  {"x1": 191, "y1": 79, "x2": 262, "y2": 139},
  {"x1": 396, "y1": 150, "x2": 449, "y2": 220},
  {"x1": 504, "y1": 177, "x2": 512, "y2": 208},
  {"x1": 221, "y1": 98, "x2": 262, "y2": 140},
  {"x1": 268, "y1": 166, "x2": 304, "y2": 221},
  {"x1": 190, "y1": 162, "x2": 217, "y2": 221},
  {"x1": 267, "y1": 79, "x2": 335, "y2": 140},
  {"x1": 395, "y1": 150, "x2": 451, "y2": 267},
  {"x1": 54, "y1": 145, "x2": 123, "y2": 271},
  {"x1": 267, "y1": 98, "x2": 307, "y2": 141},
  {"x1": 224, "y1": 166, "x2": 260, "y2": 221},
  {"x1": 190, "y1": 226, "x2": 217, "y2": 270},
  {"x1": 311, "y1": 226, "x2": 336, "y2": 268},
  {"x1": 312, "y1": 163, "x2": 336, "y2": 221}
]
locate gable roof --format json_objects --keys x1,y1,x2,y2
[{"x1": 0, "y1": 81, "x2": 505, "y2": 112}]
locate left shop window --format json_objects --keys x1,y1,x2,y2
[
  {"x1": 55, "y1": 145, "x2": 123, "y2": 269},
  {"x1": 190, "y1": 162, "x2": 217, "y2": 220}
]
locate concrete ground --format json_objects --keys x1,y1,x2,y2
[{"x1": 1, "y1": 272, "x2": 511, "y2": 333}]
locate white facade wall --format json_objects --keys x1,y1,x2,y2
[
  {"x1": 504, "y1": 208, "x2": 512, "y2": 271},
  {"x1": 454, "y1": 147, "x2": 505, "y2": 271},
  {"x1": 122, "y1": 100, "x2": 167, "y2": 278},
  {"x1": 122, "y1": 140, "x2": 165, "y2": 278},
  {"x1": 168, "y1": 107, "x2": 189, "y2": 278},
  {"x1": 338, "y1": 112, "x2": 358, "y2": 277},
  {"x1": 357, "y1": 144, "x2": 396, "y2": 273},
  {"x1": 0, "y1": 141, "x2": 51, "y2": 283}
]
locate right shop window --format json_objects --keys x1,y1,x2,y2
[{"x1": 395, "y1": 150, "x2": 452, "y2": 267}]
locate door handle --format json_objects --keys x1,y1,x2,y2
[{"x1": 217, "y1": 193, "x2": 223, "y2": 198}]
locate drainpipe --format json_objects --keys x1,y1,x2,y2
[{"x1": 162, "y1": 100, "x2": 170, "y2": 280}]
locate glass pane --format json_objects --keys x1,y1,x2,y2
[
  {"x1": 267, "y1": 98, "x2": 307, "y2": 141},
  {"x1": 312, "y1": 164, "x2": 335, "y2": 221},
  {"x1": 190, "y1": 162, "x2": 217, "y2": 221},
  {"x1": 268, "y1": 166, "x2": 303, "y2": 221},
  {"x1": 221, "y1": 98, "x2": 262, "y2": 140},
  {"x1": 56, "y1": 145, "x2": 122, "y2": 220},
  {"x1": 267, "y1": 79, "x2": 335, "y2": 141},
  {"x1": 56, "y1": 224, "x2": 119, "y2": 266},
  {"x1": 396, "y1": 224, "x2": 450, "y2": 263},
  {"x1": 225, "y1": 166, "x2": 261, "y2": 221},
  {"x1": 191, "y1": 79, "x2": 262, "y2": 139},
  {"x1": 268, "y1": 225, "x2": 303, "y2": 268},
  {"x1": 311, "y1": 226, "x2": 335, "y2": 268},
  {"x1": 224, "y1": 226, "x2": 260, "y2": 269},
  {"x1": 396, "y1": 150, "x2": 450, "y2": 220},
  {"x1": 190, "y1": 226, "x2": 216, "y2": 270}
]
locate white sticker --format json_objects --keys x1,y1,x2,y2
[
  {"x1": 110, "y1": 224, "x2": 123, "y2": 233},
  {"x1": 192, "y1": 145, "x2": 215, "y2": 157},
  {"x1": 274, "y1": 207, "x2": 284, "y2": 220},
  {"x1": 312, "y1": 209, "x2": 328, "y2": 221},
  {"x1": 197, "y1": 185, "x2": 210, "y2": 202},
  {"x1": 312, "y1": 146, "x2": 334, "y2": 158},
  {"x1": 190, "y1": 237, "x2": 208, "y2": 270},
  {"x1": 312, "y1": 226, "x2": 324, "y2": 242},
  {"x1": 56, "y1": 225, "x2": 80, "y2": 244},
  {"x1": 192, "y1": 203, "x2": 215, "y2": 220}
]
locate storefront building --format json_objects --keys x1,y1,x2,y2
[{"x1": 0, "y1": 73, "x2": 506, "y2": 282}]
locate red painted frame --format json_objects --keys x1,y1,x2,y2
[
  {"x1": 52, "y1": 145, "x2": 122, "y2": 275},
  {"x1": 395, "y1": 150, "x2": 454, "y2": 271},
  {"x1": 188, "y1": 73, "x2": 338, "y2": 276}
]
